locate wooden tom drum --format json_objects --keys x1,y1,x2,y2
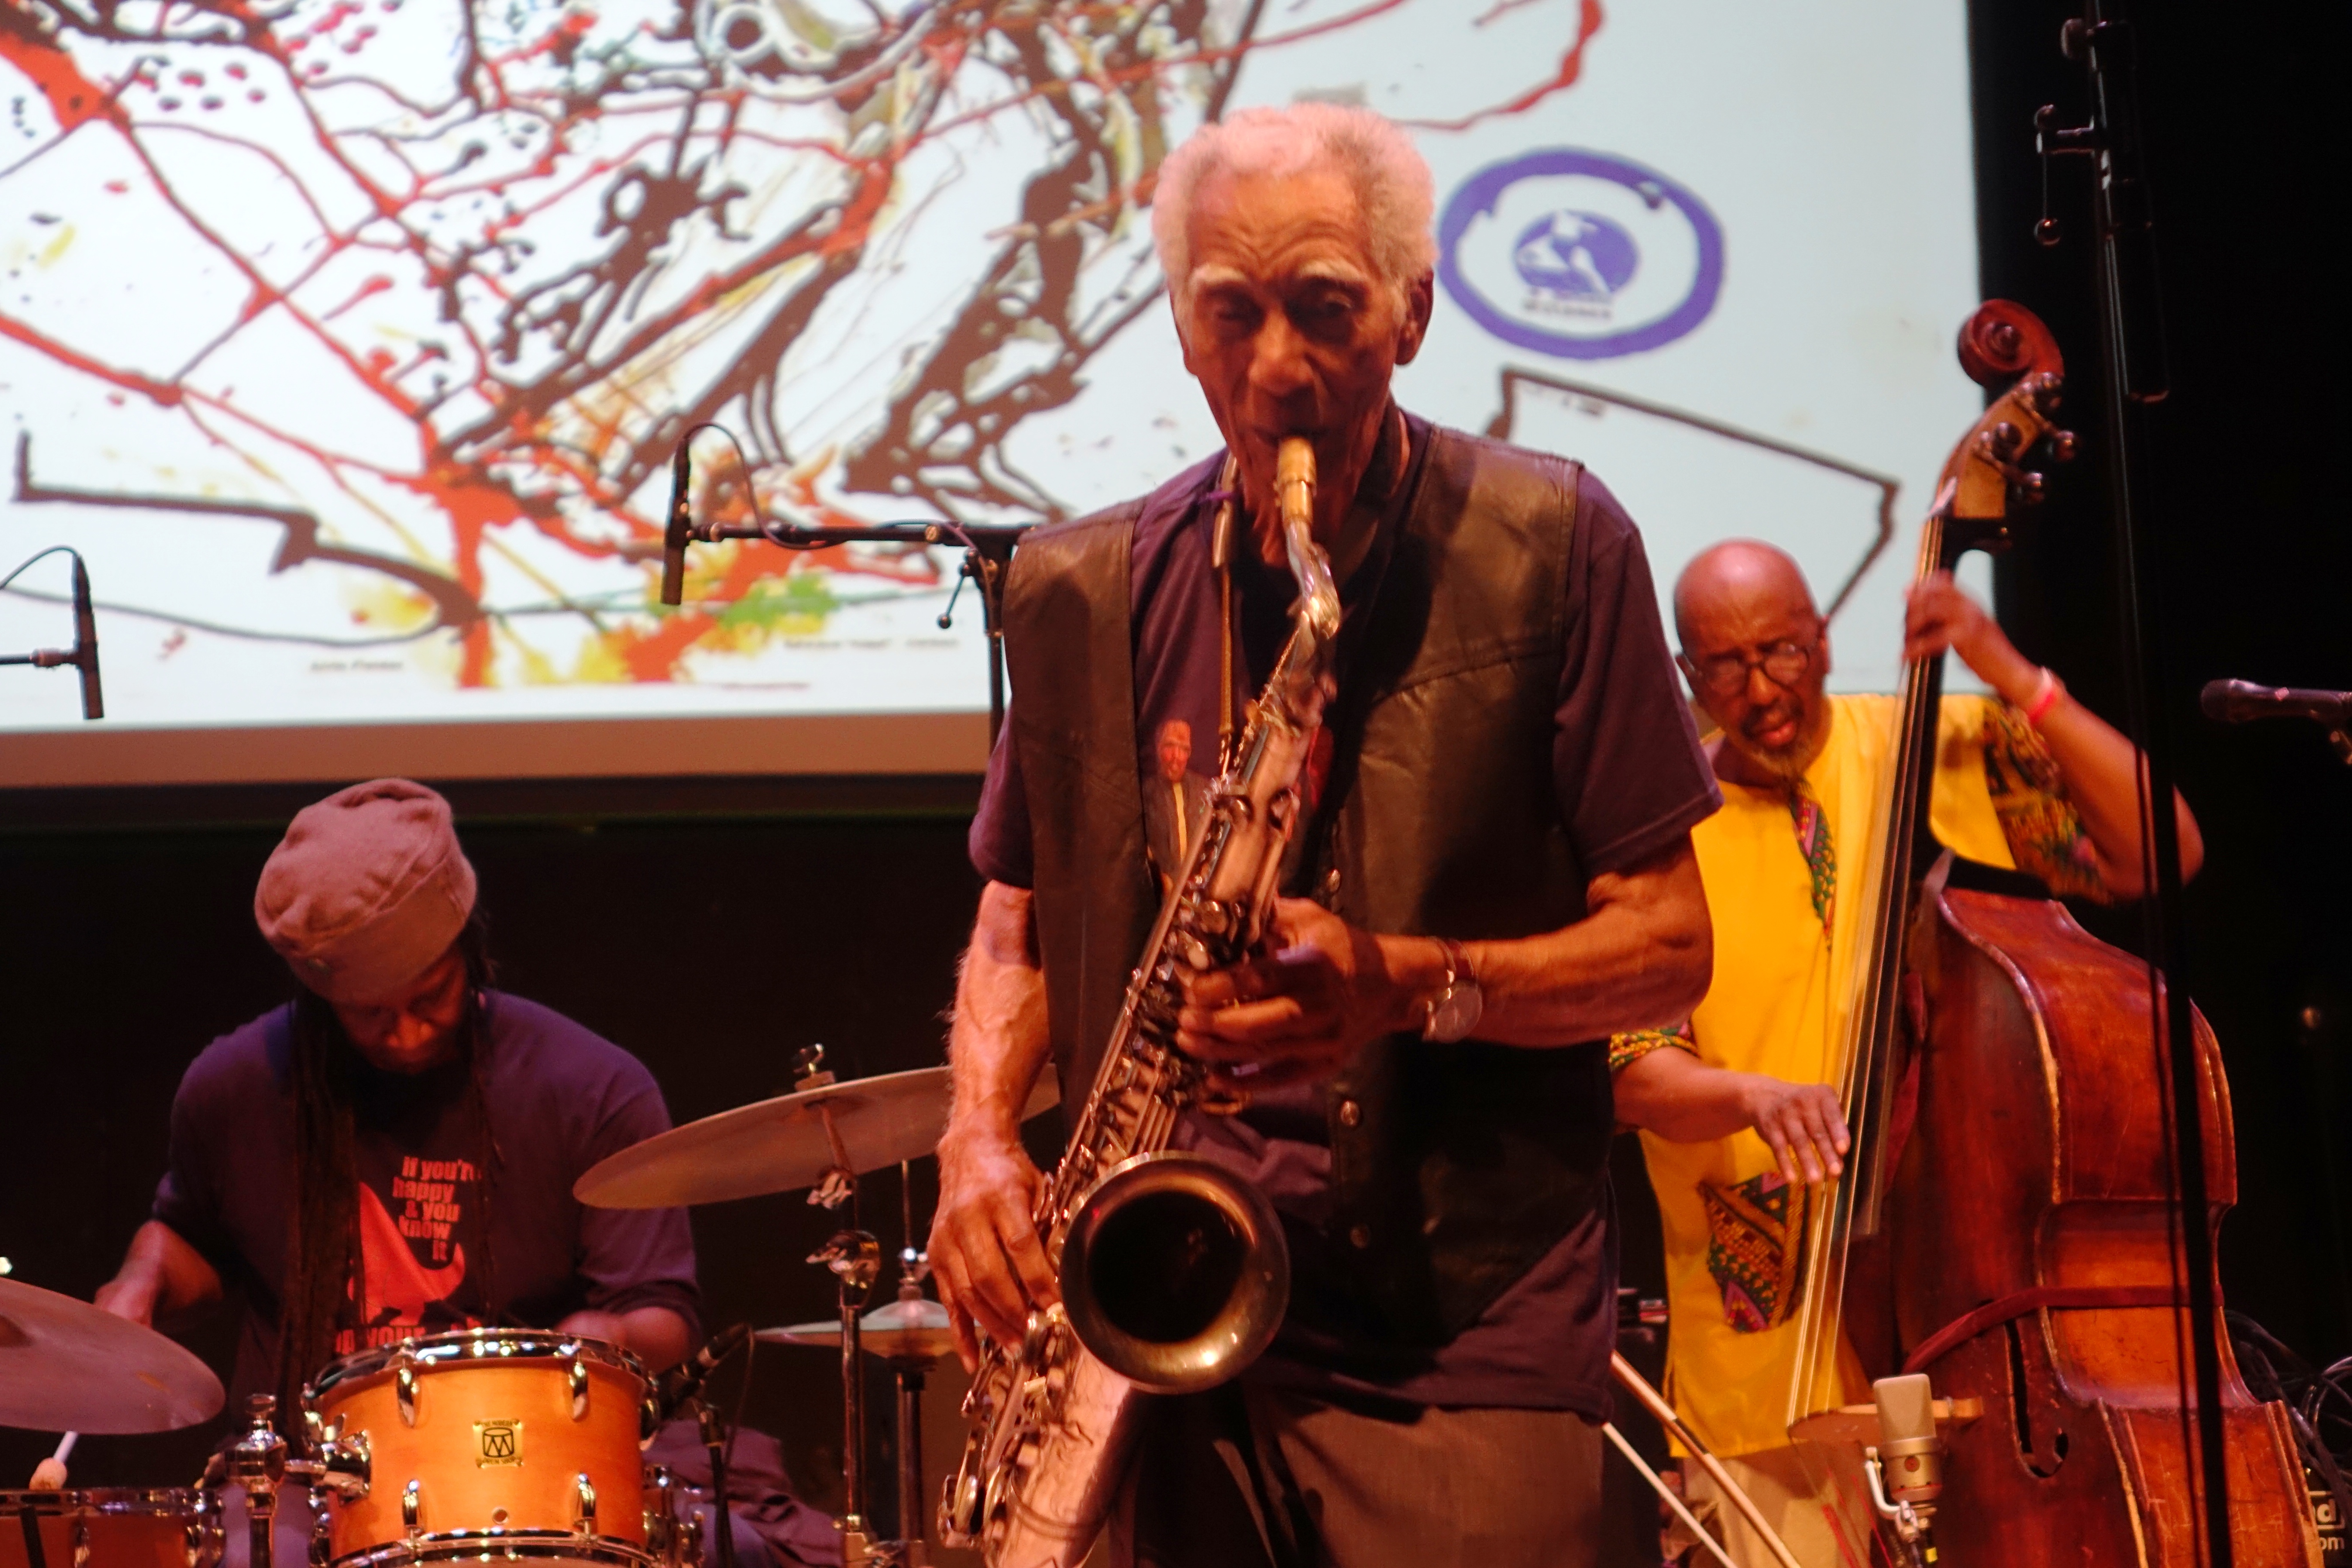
[
  {"x1": 0, "y1": 1490, "x2": 219, "y2": 1568},
  {"x1": 304, "y1": 1332, "x2": 662, "y2": 1568}
]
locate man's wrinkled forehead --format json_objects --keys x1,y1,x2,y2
[
  {"x1": 1181, "y1": 164, "x2": 1378, "y2": 293},
  {"x1": 1188, "y1": 256, "x2": 1378, "y2": 298}
]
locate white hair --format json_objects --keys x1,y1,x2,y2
[{"x1": 1151, "y1": 103, "x2": 1437, "y2": 306}]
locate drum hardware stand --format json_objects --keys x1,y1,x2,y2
[
  {"x1": 222, "y1": 1392, "x2": 368, "y2": 1568},
  {"x1": 873, "y1": 1159, "x2": 936, "y2": 1568},
  {"x1": 808, "y1": 1226, "x2": 882, "y2": 1568},
  {"x1": 228, "y1": 1396, "x2": 288, "y2": 1568}
]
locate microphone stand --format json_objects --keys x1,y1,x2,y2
[
  {"x1": 653, "y1": 432, "x2": 1026, "y2": 748},
  {"x1": 0, "y1": 545, "x2": 103, "y2": 720},
  {"x1": 2037, "y1": 6, "x2": 2233, "y2": 1562}
]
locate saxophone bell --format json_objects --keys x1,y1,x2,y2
[{"x1": 1058, "y1": 1152, "x2": 1291, "y2": 1395}]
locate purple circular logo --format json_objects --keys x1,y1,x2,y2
[
  {"x1": 1440, "y1": 149, "x2": 1723, "y2": 360},
  {"x1": 1512, "y1": 211, "x2": 1639, "y2": 299}
]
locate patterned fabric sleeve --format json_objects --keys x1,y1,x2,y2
[
  {"x1": 1980, "y1": 701, "x2": 2113, "y2": 903},
  {"x1": 1609, "y1": 1020, "x2": 1699, "y2": 1074}
]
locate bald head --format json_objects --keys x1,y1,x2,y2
[
  {"x1": 1673, "y1": 540, "x2": 1833, "y2": 782},
  {"x1": 1673, "y1": 540, "x2": 1818, "y2": 649}
]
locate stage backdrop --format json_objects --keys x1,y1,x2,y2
[{"x1": 0, "y1": 0, "x2": 1979, "y2": 786}]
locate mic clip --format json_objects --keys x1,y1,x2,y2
[{"x1": 1865, "y1": 1373, "x2": 1947, "y2": 1568}]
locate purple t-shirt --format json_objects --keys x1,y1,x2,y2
[
  {"x1": 154, "y1": 992, "x2": 702, "y2": 1405},
  {"x1": 970, "y1": 415, "x2": 1720, "y2": 1415}
]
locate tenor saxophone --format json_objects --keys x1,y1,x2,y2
[{"x1": 939, "y1": 438, "x2": 1341, "y2": 1568}]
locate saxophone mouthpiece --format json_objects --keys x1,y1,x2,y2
[{"x1": 1275, "y1": 437, "x2": 1316, "y2": 533}]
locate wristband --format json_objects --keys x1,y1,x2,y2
[{"x1": 2023, "y1": 666, "x2": 2064, "y2": 727}]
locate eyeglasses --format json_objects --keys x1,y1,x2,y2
[{"x1": 1681, "y1": 633, "x2": 1821, "y2": 697}]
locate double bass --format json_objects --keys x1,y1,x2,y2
[{"x1": 1782, "y1": 300, "x2": 2321, "y2": 1565}]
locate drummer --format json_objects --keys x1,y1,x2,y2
[
  {"x1": 95, "y1": 778, "x2": 699, "y2": 1401},
  {"x1": 88, "y1": 779, "x2": 838, "y2": 1568}
]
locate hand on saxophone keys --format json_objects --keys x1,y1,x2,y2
[
  {"x1": 929, "y1": 1128, "x2": 1057, "y2": 1372},
  {"x1": 1174, "y1": 897, "x2": 1448, "y2": 1093}
]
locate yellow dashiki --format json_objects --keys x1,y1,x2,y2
[{"x1": 1616, "y1": 693, "x2": 2103, "y2": 1458}]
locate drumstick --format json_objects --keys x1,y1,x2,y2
[
  {"x1": 29, "y1": 1431, "x2": 76, "y2": 1489},
  {"x1": 1601, "y1": 1422, "x2": 1743, "y2": 1568},
  {"x1": 1611, "y1": 1354, "x2": 1805, "y2": 1568}
]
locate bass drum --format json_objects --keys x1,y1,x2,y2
[
  {"x1": 304, "y1": 1330, "x2": 664, "y2": 1568},
  {"x1": 0, "y1": 1489, "x2": 220, "y2": 1568}
]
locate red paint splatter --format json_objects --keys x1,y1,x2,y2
[
  {"x1": 0, "y1": 2, "x2": 1599, "y2": 689},
  {"x1": 0, "y1": 21, "x2": 124, "y2": 133}
]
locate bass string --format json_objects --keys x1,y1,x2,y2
[{"x1": 1787, "y1": 501, "x2": 1949, "y2": 1426}]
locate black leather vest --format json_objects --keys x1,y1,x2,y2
[{"x1": 1003, "y1": 424, "x2": 1614, "y2": 1344}]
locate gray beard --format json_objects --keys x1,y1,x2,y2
[{"x1": 1722, "y1": 701, "x2": 1833, "y2": 785}]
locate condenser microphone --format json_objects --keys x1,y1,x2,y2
[
  {"x1": 16, "y1": 548, "x2": 103, "y2": 720},
  {"x1": 70, "y1": 552, "x2": 101, "y2": 720},
  {"x1": 2201, "y1": 678, "x2": 2352, "y2": 727},
  {"x1": 659, "y1": 434, "x2": 693, "y2": 607},
  {"x1": 658, "y1": 1321, "x2": 750, "y2": 1417},
  {"x1": 1873, "y1": 1373, "x2": 1946, "y2": 1505}
]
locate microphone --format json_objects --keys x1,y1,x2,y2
[
  {"x1": 70, "y1": 553, "x2": 101, "y2": 720},
  {"x1": 2201, "y1": 678, "x2": 2352, "y2": 728},
  {"x1": 659, "y1": 434, "x2": 693, "y2": 608},
  {"x1": 657, "y1": 1321, "x2": 750, "y2": 1418},
  {"x1": 1872, "y1": 1373, "x2": 1946, "y2": 1506},
  {"x1": 20, "y1": 549, "x2": 102, "y2": 720}
]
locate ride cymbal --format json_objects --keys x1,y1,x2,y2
[{"x1": 574, "y1": 1067, "x2": 1058, "y2": 1209}]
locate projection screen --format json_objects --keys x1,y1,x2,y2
[{"x1": 0, "y1": 0, "x2": 1981, "y2": 787}]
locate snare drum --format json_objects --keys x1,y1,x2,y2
[
  {"x1": 0, "y1": 1490, "x2": 219, "y2": 1568},
  {"x1": 303, "y1": 1331, "x2": 663, "y2": 1568}
]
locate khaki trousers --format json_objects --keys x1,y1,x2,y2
[{"x1": 1109, "y1": 1383, "x2": 1605, "y2": 1568}]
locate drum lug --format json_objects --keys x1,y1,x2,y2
[
  {"x1": 307, "y1": 1498, "x2": 333, "y2": 1568},
  {"x1": 401, "y1": 1480, "x2": 422, "y2": 1541},
  {"x1": 317, "y1": 1430, "x2": 372, "y2": 1501},
  {"x1": 643, "y1": 1466, "x2": 675, "y2": 1561},
  {"x1": 395, "y1": 1360, "x2": 418, "y2": 1428},
  {"x1": 570, "y1": 1357, "x2": 590, "y2": 1421},
  {"x1": 71, "y1": 1517, "x2": 91, "y2": 1568},
  {"x1": 639, "y1": 1396, "x2": 661, "y2": 1448},
  {"x1": 573, "y1": 1473, "x2": 597, "y2": 1537}
]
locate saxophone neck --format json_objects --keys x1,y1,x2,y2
[{"x1": 1275, "y1": 437, "x2": 1340, "y2": 642}]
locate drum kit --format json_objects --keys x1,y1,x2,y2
[{"x1": 1, "y1": 1048, "x2": 1056, "y2": 1568}]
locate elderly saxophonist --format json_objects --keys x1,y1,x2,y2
[{"x1": 930, "y1": 104, "x2": 1722, "y2": 1568}]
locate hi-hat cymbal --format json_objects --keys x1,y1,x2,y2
[
  {"x1": 756, "y1": 1296, "x2": 958, "y2": 1364},
  {"x1": 574, "y1": 1067, "x2": 1059, "y2": 1210},
  {"x1": 0, "y1": 1277, "x2": 225, "y2": 1434}
]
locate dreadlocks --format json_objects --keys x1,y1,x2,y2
[{"x1": 277, "y1": 909, "x2": 502, "y2": 1421}]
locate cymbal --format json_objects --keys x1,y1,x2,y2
[
  {"x1": 575, "y1": 1067, "x2": 1059, "y2": 1210},
  {"x1": 757, "y1": 1296, "x2": 957, "y2": 1363},
  {"x1": 0, "y1": 1277, "x2": 225, "y2": 1434}
]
